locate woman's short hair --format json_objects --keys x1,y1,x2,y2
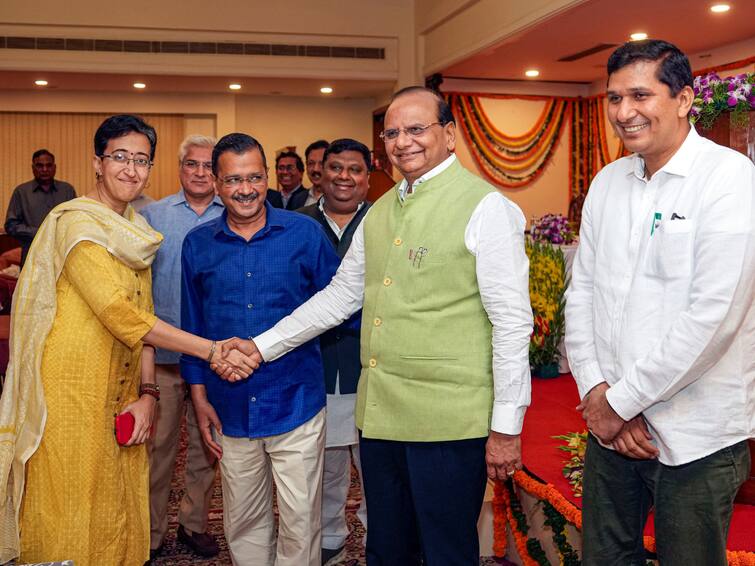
[{"x1": 94, "y1": 114, "x2": 158, "y2": 160}]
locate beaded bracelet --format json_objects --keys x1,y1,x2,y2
[{"x1": 139, "y1": 382, "x2": 160, "y2": 402}]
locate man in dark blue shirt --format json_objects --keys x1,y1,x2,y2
[{"x1": 180, "y1": 132, "x2": 340, "y2": 566}]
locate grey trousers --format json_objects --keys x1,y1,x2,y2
[
  {"x1": 582, "y1": 434, "x2": 750, "y2": 566},
  {"x1": 147, "y1": 364, "x2": 217, "y2": 549}
]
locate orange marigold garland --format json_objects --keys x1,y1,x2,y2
[
  {"x1": 495, "y1": 470, "x2": 754, "y2": 566},
  {"x1": 492, "y1": 479, "x2": 508, "y2": 556}
]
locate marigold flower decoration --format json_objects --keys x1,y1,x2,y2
[{"x1": 691, "y1": 72, "x2": 755, "y2": 130}]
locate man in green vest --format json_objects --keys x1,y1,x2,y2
[{"x1": 224, "y1": 86, "x2": 533, "y2": 565}]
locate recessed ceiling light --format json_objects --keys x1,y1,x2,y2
[
  {"x1": 525, "y1": 69, "x2": 540, "y2": 78},
  {"x1": 710, "y1": 3, "x2": 730, "y2": 12},
  {"x1": 34, "y1": 80, "x2": 48, "y2": 86},
  {"x1": 133, "y1": 82, "x2": 146, "y2": 89},
  {"x1": 320, "y1": 86, "x2": 333, "y2": 94},
  {"x1": 630, "y1": 32, "x2": 648, "y2": 41},
  {"x1": 229, "y1": 83, "x2": 242, "y2": 90}
]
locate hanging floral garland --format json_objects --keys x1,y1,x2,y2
[
  {"x1": 447, "y1": 92, "x2": 625, "y2": 202},
  {"x1": 448, "y1": 93, "x2": 570, "y2": 188},
  {"x1": 568, "y1": 96, "x2": 627, "y2": 223},
  {"x1": 492, "y1": 472, "x2": 755, "y2": 565}
]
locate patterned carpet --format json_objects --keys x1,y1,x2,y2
[{"x1": 153, "y1": 419, "x2": 508, "y2": 565}]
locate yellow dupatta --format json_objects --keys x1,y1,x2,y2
[{"x1": 0, "y1": 197, "x2": 162, "y2": 562}]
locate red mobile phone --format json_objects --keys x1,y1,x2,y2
[{"x1": 114, "y1": 412, "x2": 135, "y2": 446}]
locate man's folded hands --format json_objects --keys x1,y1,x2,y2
[{"x1": 210, "y1": 337, "x2": 263, "y2": 381}]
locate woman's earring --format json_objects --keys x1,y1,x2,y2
[{"x1": 95, "y1": 171, "x2": 102, "y2": 180}]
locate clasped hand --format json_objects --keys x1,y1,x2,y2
[
  {"x1": 578, "y1": 382, "x2": 659, "y2": 460},
  {"x1": 210, "y1": 337, "x2": 263, "y2": 382}
]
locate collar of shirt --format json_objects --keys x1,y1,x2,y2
[
  {"x1": 212, "y1": 202, "x2": 285, "y2": 242},
  {"x1": 169, "y1": 188, "x2": 224, "y2": 209},
  {"x1": 318, "y1": 199, "x2": 365, "y2": 239},
  {"x1": 33, "y1": 180, "x2": 57, "y2": 193},
  {"x1": 397, "y1": 154, "x2": 457, "y2": 201},
  {"x1": 629, "y1": 126, "x2": 701, "y2": 182},
  {"x1": 280, "y1": 184, "x2": 302, "y2": 198}
]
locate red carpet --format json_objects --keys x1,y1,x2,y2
[{"x1": 521, "y1": 374, "x2": 754, "y2": 553}]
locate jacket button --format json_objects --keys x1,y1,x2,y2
[
  {"x1": 374, "y1": 318, "x2": 382, "y2": 326},
  {"x1": 368, "y1": 358, "x2": 377, "y2": 368},
  {"x1": 383, "y1": 277, "x2": 392, "y2": 286}
]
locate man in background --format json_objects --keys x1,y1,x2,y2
[
  {"x1": 142, "y1": 135, "x2": 224, "y2": 560},
  {"x1": 303, "y1": 139, "x2": 329, "y2": 206},
  {"x1": 275, "y1": 150, "x2": 309, "y2": 210},
  {"x1": 297, "y1": 138, "x2": 371, "y2": 564},
  {"x1": 566, "y1": 40, "x2": 753, "y2": 565},
  {"x1": 5, "y1": 149, "x2": 76, "y2": 266}
]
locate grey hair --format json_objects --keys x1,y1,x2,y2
[{"x1": 178, "y1": 134, "x2": 217, "y2": 163}]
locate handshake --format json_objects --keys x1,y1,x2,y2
[{"x1": 210, "y1": 337, "x2": 263, "y2": 382}]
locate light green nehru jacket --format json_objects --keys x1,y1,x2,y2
[{"x1": 357, "y1": 159, "x2": 496, "y2": 442}]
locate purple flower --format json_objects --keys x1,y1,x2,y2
[{"x1": 727, "y1": 95, "x2": 738, "y2": 107}]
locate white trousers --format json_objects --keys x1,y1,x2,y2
[
  {"x1": 321, "y1": 444, "x2": 367, "y2": 549},
  {"x1": 218, "y1": 409, "x2": 325, "y2": 566}
]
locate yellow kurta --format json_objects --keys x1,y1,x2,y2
[{"x1": 19, "y1": 240, "x2": 157, "y2": 566}]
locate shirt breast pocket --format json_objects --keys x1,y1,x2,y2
[{"x1": 647, "y1": 219, "x2": 694, "y2": 279}]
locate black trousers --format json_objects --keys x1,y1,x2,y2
[
  {"x1": 359, "y1": 434, "x2": 488, "y2": 566},
  {"x1": 582, "y1": 434, "x2": 750, "y2": 566}
]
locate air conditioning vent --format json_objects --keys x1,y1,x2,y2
[
  {"x1": 0, "y1": 35, "x2": 385, "y2": 60},
  {"x1": 558, "y1": 43, "x2": 617, "y2": 62}
]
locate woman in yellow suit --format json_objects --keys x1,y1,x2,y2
[{"x1": 0, "y1": 115, "x2": 256, "y2": 566}]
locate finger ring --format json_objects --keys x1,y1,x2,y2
[{"x1": 507, "y1": 470, "x2": 515, "y2": 476}]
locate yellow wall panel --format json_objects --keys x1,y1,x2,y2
[{"x1": 0, "y1": 112, "x2": 184, "y2": 225}]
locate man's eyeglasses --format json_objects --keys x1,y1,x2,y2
[
  {"x1": 182, "y1": 159, "x2": 213, "y2": 172},
  {"x1": 100, "y1": 152, "x2": 153, "y2": 170},
  {"x1": 379, "y1": 122, "x2": 444, "y2": 141},
  {"x1": 221, "y1": 174, "x2": 267, "y2": 188},
  {"x1": 277, "y1": 164, "x2": 298, "y2": 172}
]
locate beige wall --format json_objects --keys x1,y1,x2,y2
[
  {"x1": 420, "y1": 0, "x2": 587, "y2": 75},
  {"x1": 0, "y1": 0, "x2": 418, "y2": 87},
  {"x1": 234, "y1": 95, "x2": 375, "y2": 187},
  {"x1": 0, "y1": 89, "x2": 375, "y2": 220},
  {"x1": 0, "y1": 112, "x2": 184, "y2": 214}
]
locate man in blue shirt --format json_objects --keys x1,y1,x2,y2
[
  {"x1": 141, "y1": 135, "x2": 225, "y2": 560},
  {"x1": 180, "y1": 132, "x2": 340, "y2": 566}
]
